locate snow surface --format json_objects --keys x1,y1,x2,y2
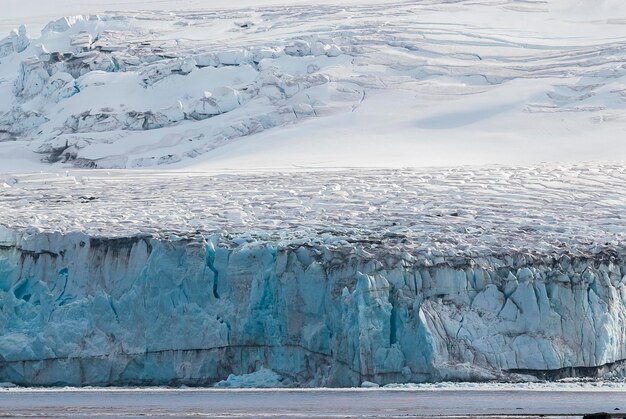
[
  {"x1": 1, "y1": 164, "x2": 624, "y2": 256},
  {"x1": 1, "y1": 0, "x2": 626, "y2": 171}
]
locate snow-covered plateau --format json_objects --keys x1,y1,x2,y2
[{"x1": 0, "y1": 165, "x2": 626, "y2": 386}]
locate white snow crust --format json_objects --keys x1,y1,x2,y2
[
  {"x1": 1, "y1": 164, "x2": 624, "y2": 257},
  {"x1": 0, "y1": 0, "x2": 626, "y2": 171}
]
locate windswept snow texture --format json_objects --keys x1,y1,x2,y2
[
  {"x1": 0, "y1": 165, "x2": 626, "y2": 386},
  {"x1": 1, "y1": 0, "x2": 626, "y2": 170}
]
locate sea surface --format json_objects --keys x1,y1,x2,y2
[{"x1": 1, "y1": 387, "x2": 625, "y2": 417}]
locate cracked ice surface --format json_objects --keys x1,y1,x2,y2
[
  {"x1": 1, "y1": 164, "x2": 625, "y2": 257},
  {"x1": 1, "y1": 1, "x2": 626, "y2": 170},
  {"x1": 0, "y1": 7, "x2": 364, "y2": 169}
]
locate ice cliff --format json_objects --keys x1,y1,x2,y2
[
  {"x1": 1, "y1": 166, "x2": 625, "y2": 387},
  {"x1": 0, "y1": 230, "x2": 625, "y2": 386}
]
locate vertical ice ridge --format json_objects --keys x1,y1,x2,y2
[{"x1": 203, "y1": 237, "x2": 220, "y2": 299}]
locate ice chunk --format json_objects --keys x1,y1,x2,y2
[
  {"x1": 14, "y1": 58, "x2": 49, "y2": 97},
  {"x1": 70, "y1": 31, "x2": 93, "y2": 53},
  {"x1": 188, "y1": 87, "x2": 241, "y2": 120},
  {"x1": 194, "y1": 53, "x2": 219, "y2": 67},
  {"x1": 179, "y1": 58, "x2": 197, "y2": 74},
  {"x1": 324, "y1": 44, "x2": 342, "y2": 57},
  {"x1": 11, "y1": 26, "x2": 29, "y2": 53},
  {"x1": 0, "y1": 26, "x2": 29, "y2": 58},
  {"x1": 42, "y1": 16, "x2": 86, "y2": 34},
  {"x1": 0, "y1": 37, "x2": 13, "y2": 58},
  {"x1": 285, "y1": 40, "x2": 311, "y2": 57},
  {"x1": 214, "y1": 368, "x2": 287, "y2": 388},
  {"x1": 0, "y1": 107, "x2": 48, "y2": 137},
  {"x1": 42, "y1": 72, "x2": 78, "y2": 102},
  {"x1": 215, "y1": 49, "x2": 249, "y2": 66}
]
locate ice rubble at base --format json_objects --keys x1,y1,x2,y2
[
  {"x1": 0, "y1": 226, "x2": 625, "y2": 387},
  {"x1": 215, "y1": 368, "x2": 289, "y2": 388}
]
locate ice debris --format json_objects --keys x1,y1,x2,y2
[{"x1": 215, "y1": 368, "x2": 289, "y2": 388}]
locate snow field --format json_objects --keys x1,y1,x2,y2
[{"x1": 1, "y1": 0, "x2": 626, "y2": 171}]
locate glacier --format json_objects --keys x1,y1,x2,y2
[
  {"x1": 1, "y1": 0, "x2": 626, "y2": 388},
  {"x1": 0, "y1": 165, "x2": 625, "y2": 387},
  {"x1": 0, "y1": 227, "x2": 625, "y2": 387}
]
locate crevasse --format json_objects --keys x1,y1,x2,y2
[{"x1": 0, "y1": 228, "x2": 625, "y2": 386}]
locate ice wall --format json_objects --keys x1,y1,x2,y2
[{"x1": 0, "y1": 228, "x2": 625, "y2": 386}]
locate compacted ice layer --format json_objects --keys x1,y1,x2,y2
[
  {"x1": 0, "y1": 229, "x2": 625, "y2": 386},
  {"x1": 0, "y1": 165, "x2": 625, "y2": 387}
]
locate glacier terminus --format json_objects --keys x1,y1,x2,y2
[{"x1": 0, "y1": 166, "x2": 625, "y2": 386}]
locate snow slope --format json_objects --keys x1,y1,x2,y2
[
  {"x1": 1, "y1": 0, "x2": 626, "y2": 172},
  {"x1": 0, "y1": 0, "x2": 408, "y2": 35}
]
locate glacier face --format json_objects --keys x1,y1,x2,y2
[
  {"x1": 1, "y1": 166, "x2": 625, "y2": 386},
  {"x1": 1, "y1": 228, "x2": 626, "y2": 386}
]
